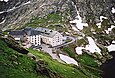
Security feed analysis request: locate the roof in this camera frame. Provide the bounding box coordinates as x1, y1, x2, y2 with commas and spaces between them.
35, 27, 58, 38
23, 27, 40, 36
9, 30, 24, 35
9, 27, 60, 38
30, 30, 41, 36
22, 27, 32, 33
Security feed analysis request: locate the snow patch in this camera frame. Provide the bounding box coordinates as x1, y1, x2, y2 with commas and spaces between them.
75, 37, 101, 55
107, 41, 115, 52
0, 19, 6, 24
85, 37, 101, 55
107, 44, 115, 52
112, 7, 115, 13
75, 47, 84, 55
70, 11, 88, 30
112, 41, 115, 44
59, 54, 78, 66
65, 32, 70, 35
0, 0, 8, 2
104, 25, 115, 34
100, 16, 107, 22
108, 25, 115, 31
96, 16, 107, 28
96, 23, 101, 28
96, 22, 101, 26
7, 7, 16, 12
7, 1, 31, 12
23, 1, 31, 5
0, 11, 5, 14
72, 26, 79, 31
105, 30, 109, 34
0, 1, 31, 13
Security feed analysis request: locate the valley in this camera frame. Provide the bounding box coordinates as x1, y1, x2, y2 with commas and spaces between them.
0, 0, 115, 78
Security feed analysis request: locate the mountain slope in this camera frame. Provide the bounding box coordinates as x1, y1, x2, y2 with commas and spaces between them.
0, 31, 102, 78
0, 0, 115, 30
0, 35, 49, 78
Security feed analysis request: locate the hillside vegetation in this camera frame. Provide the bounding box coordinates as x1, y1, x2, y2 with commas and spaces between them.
0, 37, 48, 78
0, 32, 102, 78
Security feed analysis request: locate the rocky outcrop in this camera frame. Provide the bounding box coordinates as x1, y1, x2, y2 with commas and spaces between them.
0, 32, 29, 54
0, 0, 115, 30
36, 60, 63, 78
3, 36, 29, 54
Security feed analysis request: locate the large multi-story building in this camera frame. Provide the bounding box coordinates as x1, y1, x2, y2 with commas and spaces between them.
23, 27, 41, 46
9, 27, 41, 48
35, 27, 63, 47
9, 27, 63, 48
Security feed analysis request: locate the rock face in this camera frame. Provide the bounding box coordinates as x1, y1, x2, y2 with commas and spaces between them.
0, 0, 115, 30
0, 32, 29, 54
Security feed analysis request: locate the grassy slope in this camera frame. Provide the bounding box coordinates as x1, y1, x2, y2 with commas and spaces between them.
62, 47, 102, 78
0, 39, 48, 78
18, 13, 67, 32
29, 49, 89, 78
0, 38, 99, 78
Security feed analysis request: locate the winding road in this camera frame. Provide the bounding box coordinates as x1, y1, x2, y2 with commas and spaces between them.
40, 36, 77, 63
53, 36, 77, 48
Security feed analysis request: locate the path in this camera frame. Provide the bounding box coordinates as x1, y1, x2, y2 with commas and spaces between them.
53, 36, 77, 48
41, 44, 64, 63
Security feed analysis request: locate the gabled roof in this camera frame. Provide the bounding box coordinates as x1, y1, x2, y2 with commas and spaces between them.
22, 27, 41, 36
22, 27, 32, 33
35, 27, 58, 38
30, 30, 41, 36
9, 27, 60, 38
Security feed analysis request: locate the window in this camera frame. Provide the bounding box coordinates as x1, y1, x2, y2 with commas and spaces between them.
58, 39, 60, 42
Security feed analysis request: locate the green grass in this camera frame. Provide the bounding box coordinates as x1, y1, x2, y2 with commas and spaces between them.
47, 13, 62, 22
62, 46, 101, 78
0, 35, 101, 78
63, 47, 76, 58
0, 39, 48, 78
17, 13, 68, 32
77, 53, 98, 67
63, 47, 99, 67
29, 49, 90, 78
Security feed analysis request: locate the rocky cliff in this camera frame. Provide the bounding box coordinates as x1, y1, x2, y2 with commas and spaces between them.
0, 0, 115, 30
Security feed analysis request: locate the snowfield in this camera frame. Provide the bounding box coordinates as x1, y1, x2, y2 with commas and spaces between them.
75, 47, 84, 55
76, 37, 101, 55
59, 54, 79, 66
85, 37, 101, 55
112, 7, 115, 13
107, 41, 115, 52
107, 44, 115, 52
70, 11, 88, 30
